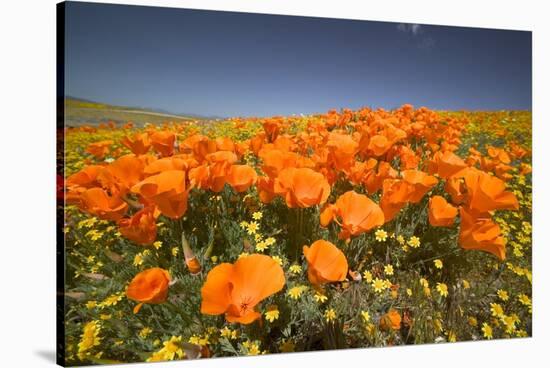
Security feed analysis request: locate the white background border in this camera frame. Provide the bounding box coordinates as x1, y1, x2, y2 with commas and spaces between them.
0, 0, 548, 367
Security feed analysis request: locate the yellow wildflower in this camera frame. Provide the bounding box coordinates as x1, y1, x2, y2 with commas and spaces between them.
265, 308, 280, 322
481, 323, 493, 339
408, 236, 421, 248
375, 229, 388, 242
497, 289, 509, 301
372, 278, 387, 293
436, 283, 448, 297
314, 292, 328, 303
363, 270, 373, 283
289, 264, 302, 274
287, 285, 307, 299
324, 308, 337, 323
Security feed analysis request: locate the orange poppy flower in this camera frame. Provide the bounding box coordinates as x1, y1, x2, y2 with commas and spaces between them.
363, 161, 398, 194
150, 131, 176, 157
367, 135, 392, 157
179, 134, 217, 161
320, 191, 384, 239
118, 206, 157, 245
273, 167, 331, 208
86, 140, 113, 159
97, 154, 145, 196
249, 133, 265, 155
463, 168, 519, 214
397, 145, 420, 170
428, 151, 467, 179
143, 156, 198, 175
203, 151, 238, 192
188, 165, 211, 190
215, 137, 236, 152
121, 132, 151, 155
79, 187, 128, 220
303, 240, 348, 285
379, 309, 402, 331
519, 163, 532, 175
487, 146, 511, 164
256, 176, 277, 204
66, 165, 104, 190
346, 159, 377, 186
262, 119, 283, 142
445, 176, 466, 205
200, 254, 285, 324
259, 149, 302, 178
379, 179, 413, 222
126, 267, 171, 314
131, 170, 189, 219
401, 169, 438, 203
326, 132, 358, 171
428, 195, 458, 227
226, 165, 258, 193
459, 208, 506, 260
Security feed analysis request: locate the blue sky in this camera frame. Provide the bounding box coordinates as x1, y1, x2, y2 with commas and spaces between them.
64, 2, 532, 117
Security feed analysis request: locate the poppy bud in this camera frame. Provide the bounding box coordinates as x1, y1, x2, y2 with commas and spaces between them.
203, 237, 215, 259
348, 270, 362, 281
182, 232, 202, 275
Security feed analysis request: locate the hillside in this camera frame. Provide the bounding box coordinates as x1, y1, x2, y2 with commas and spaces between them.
64, 97, 201, 127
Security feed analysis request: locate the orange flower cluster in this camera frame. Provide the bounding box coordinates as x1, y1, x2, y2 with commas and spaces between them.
67, 129, 260, 245
66, 104, 526, 328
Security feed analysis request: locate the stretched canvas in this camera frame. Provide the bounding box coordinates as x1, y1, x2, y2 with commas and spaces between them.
57, 1, 532, 366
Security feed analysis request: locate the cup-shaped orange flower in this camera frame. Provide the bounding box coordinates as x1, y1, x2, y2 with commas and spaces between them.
121, 132, 151, 155
126, 267, 171, 314
131, 170, 189, 219
303, 240, 348, 285
256, 176, 276, 204
273, 167, 331, 208
368, 135, 392, 157
205, 151, 238, 192
118, 206, 157, 245
66, 165, 104, 190
200, 254, 285, 324
401, 170, 438, 203
326, 132, 358, 171
262, 119, 282, 142
463, 168, 519, 215
226, 165, 258, 193
379, 309, 402, 331
379, 179, 413, 222
445, 176, 466, 205
79, 187, 128, 221
459, 208, 506, 260
144, 156, 198, 175
150, 131, 176, 157
428, 195, 458, 227
86, 140, 113, 159
321, 191, 384, 239
180, 134, 217, 161
428, 151, 467, 179
98, 154, 145, 196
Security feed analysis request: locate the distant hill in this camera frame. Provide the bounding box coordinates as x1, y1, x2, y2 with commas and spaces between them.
64, 96, 221, 127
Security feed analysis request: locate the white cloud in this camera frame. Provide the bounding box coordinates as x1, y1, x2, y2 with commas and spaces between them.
397, 23, 422, 35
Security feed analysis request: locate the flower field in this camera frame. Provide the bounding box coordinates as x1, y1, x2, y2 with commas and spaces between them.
61, 105, 532, 365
